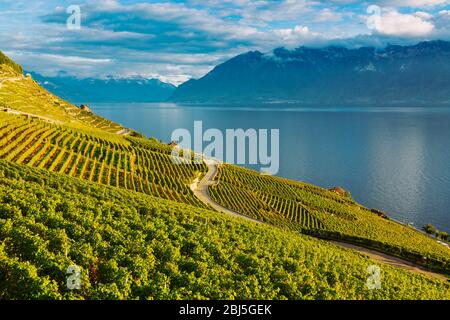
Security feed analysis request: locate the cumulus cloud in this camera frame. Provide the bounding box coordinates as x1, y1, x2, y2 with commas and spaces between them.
270, 25, 322, 48
372, 10, 435, 37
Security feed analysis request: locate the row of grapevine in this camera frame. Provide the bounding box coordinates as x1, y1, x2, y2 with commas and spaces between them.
212, 165, 325, 229
209, 182, 267, 221
209, 179, 324, 230
0, 114, 208, 208
258, 193, 323, 230
210, 164, 450, 266
218, 164, 357, 221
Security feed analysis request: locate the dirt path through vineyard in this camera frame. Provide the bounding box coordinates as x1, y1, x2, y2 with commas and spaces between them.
0, 76, 22, 89
191, 158, 262, 224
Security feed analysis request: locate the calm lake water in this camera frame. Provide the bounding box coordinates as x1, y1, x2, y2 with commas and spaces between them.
91, 103, 450, 233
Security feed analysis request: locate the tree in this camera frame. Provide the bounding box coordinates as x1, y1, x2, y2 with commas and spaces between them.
423, 224, 437, 235
437, 232, 449, 242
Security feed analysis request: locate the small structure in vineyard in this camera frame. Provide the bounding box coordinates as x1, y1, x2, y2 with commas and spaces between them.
79, 104, 92, 112
329, 186, 347, 197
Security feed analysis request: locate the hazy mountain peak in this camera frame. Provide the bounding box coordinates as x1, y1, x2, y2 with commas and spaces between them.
29, 72, 176, 103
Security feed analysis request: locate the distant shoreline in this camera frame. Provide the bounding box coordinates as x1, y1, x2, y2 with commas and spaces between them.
87, 101, 450, 112
168, 101, 450, 107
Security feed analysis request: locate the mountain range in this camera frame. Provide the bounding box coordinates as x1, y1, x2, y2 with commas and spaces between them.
29, 41, 450, 105
170, 40, 450, 105
29, 72, 176, 103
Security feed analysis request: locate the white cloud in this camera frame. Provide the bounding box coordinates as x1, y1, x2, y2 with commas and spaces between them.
415, 11, 434, 20
6, 51, 112, 65
382, 0, 449, 6
88, 1, 260, 40
273, 26, 314, 42
314, 8, 344, 22
374, 11, 435, 37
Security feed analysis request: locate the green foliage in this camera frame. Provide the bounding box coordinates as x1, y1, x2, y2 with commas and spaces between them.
440, 233, 450, 242
424, 224, 450, 242
0, 160, 449, 300
211, 165, 450, 273
424, 224, 438, 235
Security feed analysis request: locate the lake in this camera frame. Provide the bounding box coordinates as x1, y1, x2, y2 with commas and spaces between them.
91, 103, 450, 233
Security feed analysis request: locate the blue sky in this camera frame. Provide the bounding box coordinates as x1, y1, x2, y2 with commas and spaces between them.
0, 0, 449, 85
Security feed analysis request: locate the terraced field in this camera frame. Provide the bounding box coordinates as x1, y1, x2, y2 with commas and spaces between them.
0, 112, 207, 207
210, 164, 450, 273
209, 180, 324, 231
0, 64, 125, 134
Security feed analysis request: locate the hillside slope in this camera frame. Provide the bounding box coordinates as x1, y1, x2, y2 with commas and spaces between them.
0, 63, 127, 134
0, 51, 22, 74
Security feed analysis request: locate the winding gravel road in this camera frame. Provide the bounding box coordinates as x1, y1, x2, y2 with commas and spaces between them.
191, 158, 261, 224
